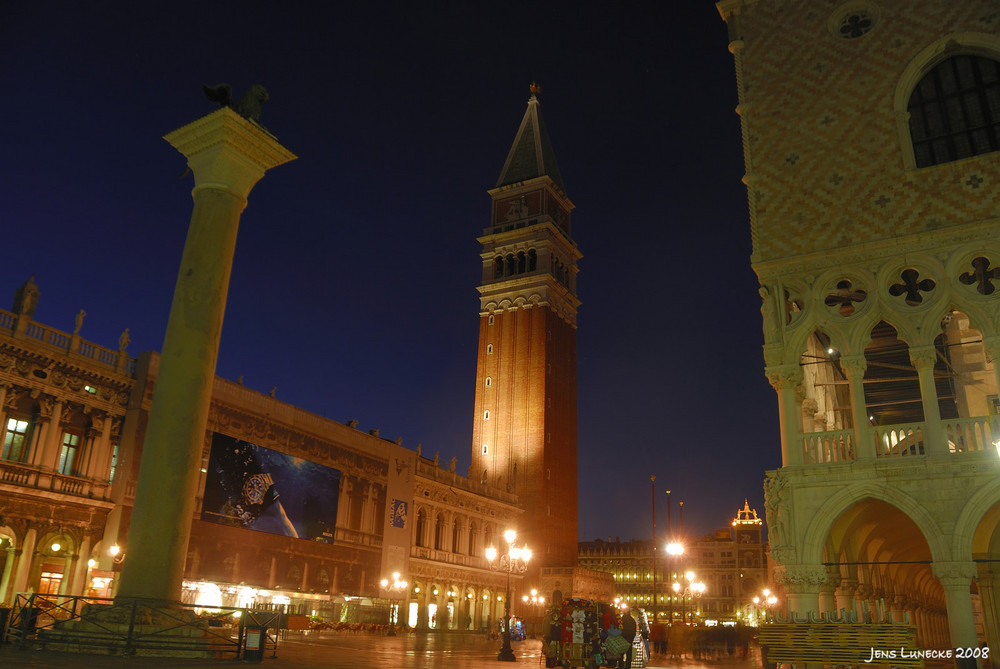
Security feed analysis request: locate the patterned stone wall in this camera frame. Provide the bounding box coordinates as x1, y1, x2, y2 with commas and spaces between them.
727, 0, 1000, 266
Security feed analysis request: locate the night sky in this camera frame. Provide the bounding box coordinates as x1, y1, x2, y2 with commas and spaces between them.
4, 2, 780, 545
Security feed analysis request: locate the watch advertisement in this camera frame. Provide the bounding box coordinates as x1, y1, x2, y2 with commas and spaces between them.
201, 432, 340, 543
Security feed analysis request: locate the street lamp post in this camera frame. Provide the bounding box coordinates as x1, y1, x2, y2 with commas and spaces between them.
486, 529, 531, 662
650, 475, 657, 625
665, 541, 683, 624
380, 572, 408, 636
671, 571, 705, 625
521, 589, 545, 637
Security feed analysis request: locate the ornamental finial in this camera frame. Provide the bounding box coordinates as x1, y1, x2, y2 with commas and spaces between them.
530, 81, 541, 97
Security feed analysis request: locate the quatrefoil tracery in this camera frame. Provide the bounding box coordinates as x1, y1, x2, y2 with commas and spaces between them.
888, 269, 936, 306
824, 279, 867, 316
959, 256, 1000, 295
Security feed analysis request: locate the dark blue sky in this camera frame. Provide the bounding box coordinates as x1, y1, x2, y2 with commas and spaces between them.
3, 1, 780, 544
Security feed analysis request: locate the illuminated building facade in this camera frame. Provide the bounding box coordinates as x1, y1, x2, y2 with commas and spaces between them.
0, 282, 525, 628
469, 87, 581, 584
577, 501, 767, 625
718, 0, 1000, 653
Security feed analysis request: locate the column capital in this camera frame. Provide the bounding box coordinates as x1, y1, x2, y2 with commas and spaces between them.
932, 560, 977, 586
164, 107, 296, 201
908, 345, 938, 370
774, 563, 827, 588
839, 354, 867, 377
765, 364, 803, 391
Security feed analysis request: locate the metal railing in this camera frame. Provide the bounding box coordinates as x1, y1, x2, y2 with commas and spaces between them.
4, 592, 280, 658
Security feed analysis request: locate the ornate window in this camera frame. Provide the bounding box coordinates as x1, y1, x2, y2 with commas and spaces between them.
2, 417, 31, 462
908, 55, 1000, 167
57, 432, 81, 475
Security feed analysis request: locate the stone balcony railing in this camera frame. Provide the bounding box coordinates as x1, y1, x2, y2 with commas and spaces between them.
0, 308, 136, 376
0, 458, 112, 501
800, 414, 1000, 464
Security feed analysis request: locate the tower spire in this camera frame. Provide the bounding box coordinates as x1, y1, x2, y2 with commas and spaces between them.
496, 82, 565, 192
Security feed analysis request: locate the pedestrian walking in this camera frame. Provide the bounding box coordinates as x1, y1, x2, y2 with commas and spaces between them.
620, 608, 637, 669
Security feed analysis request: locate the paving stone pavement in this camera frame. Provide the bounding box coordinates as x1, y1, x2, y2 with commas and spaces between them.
0, 634, 964, 669
0, 632, 776, 669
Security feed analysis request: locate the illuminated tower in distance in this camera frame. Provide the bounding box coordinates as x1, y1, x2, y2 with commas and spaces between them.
470, 84, 580, 574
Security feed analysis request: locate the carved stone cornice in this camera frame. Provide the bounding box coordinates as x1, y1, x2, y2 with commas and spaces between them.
208, 404, 387, 479
478, 276, 579, 328
753, 217, 1000, 282
0, 343, 132, 410
774, 563, 827, 587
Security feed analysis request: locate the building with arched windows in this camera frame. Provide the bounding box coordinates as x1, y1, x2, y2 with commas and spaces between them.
718, 0, 1000, 654
0, 88, 605, 631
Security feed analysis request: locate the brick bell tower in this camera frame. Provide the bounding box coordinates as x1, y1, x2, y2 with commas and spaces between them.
470, 84, 580, 571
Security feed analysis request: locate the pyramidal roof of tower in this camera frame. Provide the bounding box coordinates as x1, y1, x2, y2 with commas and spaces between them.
496, 89, 566, 192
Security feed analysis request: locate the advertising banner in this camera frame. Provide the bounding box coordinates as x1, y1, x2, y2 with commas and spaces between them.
202, 432, 340, 542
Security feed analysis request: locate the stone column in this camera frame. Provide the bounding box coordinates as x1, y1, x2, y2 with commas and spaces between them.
933, 561, 979, 669
88, 413, 113, 481
0, 544, 15, 605
766, 364, 804, 467
32, 397, 61, 468
835, 578, 856, 620
910, 346, 947, 456
10, 527, 37, 596
889, 593, 908, 624
777, 563, 825, 619
841, 355, 873, 460
818, 568, 839, 617
976, 565, 1000, 661
65, 534, 92, 596
117, 107, 295, 604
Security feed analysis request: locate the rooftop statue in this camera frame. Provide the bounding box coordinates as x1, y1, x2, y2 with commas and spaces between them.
202, 83, 269, 124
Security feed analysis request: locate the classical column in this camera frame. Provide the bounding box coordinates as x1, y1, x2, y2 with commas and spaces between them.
766, 364, 804, 466
840, 355, 873, 460
909, 346, 947, 456
88, 413, 113, 481
889, 593, 908, 624
10, 527, 37, 596
32, 397, 61, 468
976, 564, 1000, 661
777, 563, 825, 619
933, 561, 979, 668
0, 544, 15, 605
116, 107, 295, 604
834, 578, 857, 620
818, 567, 839, 617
